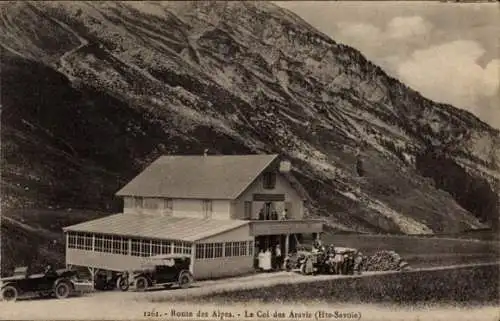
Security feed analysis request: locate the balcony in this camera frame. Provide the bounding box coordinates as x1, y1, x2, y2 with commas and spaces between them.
249, 219, 325, 236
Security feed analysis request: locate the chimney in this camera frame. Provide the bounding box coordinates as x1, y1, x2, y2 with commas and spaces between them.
279, 160, 291, 173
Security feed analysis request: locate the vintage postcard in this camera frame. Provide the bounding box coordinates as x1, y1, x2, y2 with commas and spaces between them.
0, 1, 499, 320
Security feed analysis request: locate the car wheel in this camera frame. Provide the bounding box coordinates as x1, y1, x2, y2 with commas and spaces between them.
178, 273, 192, 289
134, 276, 148, 292
116, 276, 129, 292
1, 285, 18, 302
55, 281, 71, 299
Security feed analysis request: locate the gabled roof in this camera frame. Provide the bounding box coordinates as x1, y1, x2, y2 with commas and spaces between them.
63, 213, 249, 242
116, 154, 279, 199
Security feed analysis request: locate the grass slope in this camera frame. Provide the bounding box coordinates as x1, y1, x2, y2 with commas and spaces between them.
1, 209, 108, 276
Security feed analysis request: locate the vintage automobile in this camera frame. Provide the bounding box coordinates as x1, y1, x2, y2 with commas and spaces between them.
284, 246, 359, 275
284, 250, 323, 275
0, 266, 77, 302
117, 254, 194, 292
93, 270, 123, 291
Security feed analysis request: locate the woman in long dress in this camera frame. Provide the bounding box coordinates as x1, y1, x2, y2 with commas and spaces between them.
258, 250, 265, 271
263, 248, 272, 271
304, 255, 314, 275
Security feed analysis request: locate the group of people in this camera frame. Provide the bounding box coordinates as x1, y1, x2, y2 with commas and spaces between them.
258, 208, 288, 221
322, 245, 365, 275
257, 244, 284, 272
293, 240, 365, 275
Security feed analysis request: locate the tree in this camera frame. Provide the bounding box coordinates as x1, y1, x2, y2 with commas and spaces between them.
356, 156, 365, 177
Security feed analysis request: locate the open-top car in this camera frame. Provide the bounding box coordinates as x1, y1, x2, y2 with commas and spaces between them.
284, 250, 324, 274
116, 254, 194, 292
1, 266, 77, 302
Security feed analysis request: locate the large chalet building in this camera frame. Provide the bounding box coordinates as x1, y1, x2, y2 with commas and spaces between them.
63, 154, 325, 279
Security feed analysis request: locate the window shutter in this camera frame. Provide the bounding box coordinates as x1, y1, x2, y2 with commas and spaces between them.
244, 201, 252, 219
285, 202, 292, 219
144, 198, 159, 210
164, 199, 173, 215
124, 197, 134, 208
134, 197, 144, 209
263, 172, 277, 189
203, 200, 213, 218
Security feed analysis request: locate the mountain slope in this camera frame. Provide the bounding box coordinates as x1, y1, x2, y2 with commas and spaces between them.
1, 1, 499, 243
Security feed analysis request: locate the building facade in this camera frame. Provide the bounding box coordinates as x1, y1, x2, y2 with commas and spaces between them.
64, 154, 324, 280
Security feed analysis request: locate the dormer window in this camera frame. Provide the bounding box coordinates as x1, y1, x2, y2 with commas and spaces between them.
263, 172, 276, 189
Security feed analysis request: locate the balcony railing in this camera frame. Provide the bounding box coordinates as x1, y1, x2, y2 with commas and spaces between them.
249, 219, 325, 236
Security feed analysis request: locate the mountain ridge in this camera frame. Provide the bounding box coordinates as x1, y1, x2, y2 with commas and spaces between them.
1, 1, 499, 239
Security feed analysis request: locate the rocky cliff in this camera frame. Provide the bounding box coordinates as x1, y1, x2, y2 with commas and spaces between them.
1, 1, 499, 238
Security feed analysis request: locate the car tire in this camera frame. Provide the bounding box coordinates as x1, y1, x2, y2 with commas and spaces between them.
116, 276, 129, 292
1, 285, 18, 302
178, 272, 192, 289
134, 276, 148, 292
54, 281, 71, 299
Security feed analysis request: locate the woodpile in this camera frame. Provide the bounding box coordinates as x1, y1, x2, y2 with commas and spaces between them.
364, 250, 411, 272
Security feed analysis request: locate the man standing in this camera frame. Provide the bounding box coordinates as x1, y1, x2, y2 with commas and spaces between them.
342, 253, 350, 275
258, 209, 265, 221
275, 244, 282, 271
280, 208, 288, 220
333, 251, 344, 275
353, 251, 364, 275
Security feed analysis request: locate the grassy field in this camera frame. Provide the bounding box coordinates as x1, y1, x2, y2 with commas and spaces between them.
169, 264, 499, 307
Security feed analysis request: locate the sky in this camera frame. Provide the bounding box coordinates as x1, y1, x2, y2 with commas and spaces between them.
275, 1, 500, 129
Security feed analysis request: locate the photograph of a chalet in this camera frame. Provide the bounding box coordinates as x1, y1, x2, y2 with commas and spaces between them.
0, 1, 498, 320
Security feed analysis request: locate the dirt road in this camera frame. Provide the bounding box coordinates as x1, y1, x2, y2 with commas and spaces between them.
1, 262, 498, 321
